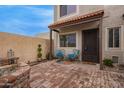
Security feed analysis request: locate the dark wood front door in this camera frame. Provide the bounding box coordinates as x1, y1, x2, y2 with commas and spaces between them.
82, 29, 99, 63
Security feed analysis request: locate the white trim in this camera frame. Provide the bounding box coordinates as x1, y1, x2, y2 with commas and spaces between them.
105, 27, 108, 51
57, 5, 79, 21
105, 25, 123, 51
121, 25, 124, 51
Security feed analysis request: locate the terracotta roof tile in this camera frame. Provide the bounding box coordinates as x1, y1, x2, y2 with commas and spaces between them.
48, 10, 104, 29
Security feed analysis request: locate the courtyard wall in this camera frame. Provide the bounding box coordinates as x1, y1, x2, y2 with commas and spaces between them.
0, 32, 50, 63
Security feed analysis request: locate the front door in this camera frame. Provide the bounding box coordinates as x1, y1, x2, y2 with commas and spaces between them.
82, 29, 99, 63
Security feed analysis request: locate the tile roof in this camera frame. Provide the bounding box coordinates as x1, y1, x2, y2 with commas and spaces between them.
48, 10, 104, 29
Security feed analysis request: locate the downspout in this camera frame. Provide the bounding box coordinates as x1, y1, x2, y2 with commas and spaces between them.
49, 29, 52, 60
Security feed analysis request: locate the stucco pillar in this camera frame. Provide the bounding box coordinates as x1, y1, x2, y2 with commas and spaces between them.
99, 17, 103, 70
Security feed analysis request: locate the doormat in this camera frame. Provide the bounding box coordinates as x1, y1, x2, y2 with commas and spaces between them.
82, 61, 97, 65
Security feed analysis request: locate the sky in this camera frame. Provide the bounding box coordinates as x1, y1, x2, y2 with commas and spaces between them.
0, 5, 53, 36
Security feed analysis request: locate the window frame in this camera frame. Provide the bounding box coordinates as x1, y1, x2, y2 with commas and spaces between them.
107, 27, 121, 49
59, 5, 77, 18
59, 32, 76, 48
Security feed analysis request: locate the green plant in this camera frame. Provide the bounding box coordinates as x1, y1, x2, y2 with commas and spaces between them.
60, 36, 67, 47
37, 53, 42, 58
103, 58, 113, 67
37, 44, 42, 59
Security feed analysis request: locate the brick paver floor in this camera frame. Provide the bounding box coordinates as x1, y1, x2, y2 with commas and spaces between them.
30, 60, 124, 88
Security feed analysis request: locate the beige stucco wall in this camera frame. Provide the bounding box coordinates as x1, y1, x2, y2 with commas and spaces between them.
0, 32, 50, 63
36, 32, 54, 39
36, 32, 50, 39
79, 5, 104, 15
53, 5, 124, 64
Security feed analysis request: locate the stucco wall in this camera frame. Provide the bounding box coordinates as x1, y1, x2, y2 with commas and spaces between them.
54, 5, 104, 21
36, 32, 54, 39
0, 32, 50, 63
79, 5, 104, 15
102, 5, 124, 64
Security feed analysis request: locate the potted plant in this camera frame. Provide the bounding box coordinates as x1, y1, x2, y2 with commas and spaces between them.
37, 44, 42, 62
103, 58, 113, 67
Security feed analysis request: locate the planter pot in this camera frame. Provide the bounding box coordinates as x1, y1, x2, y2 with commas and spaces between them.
37, 58, 42, 62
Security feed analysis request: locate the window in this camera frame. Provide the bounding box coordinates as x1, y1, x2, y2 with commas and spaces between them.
60, 5, 76, 17
60, 33, 76, 47
108, 27, 120, 48
112, 56, 118, 63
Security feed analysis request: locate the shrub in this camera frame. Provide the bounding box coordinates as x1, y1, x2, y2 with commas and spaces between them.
37, 53, 42, 58
37, 44, 42, 59
38, 44, 41, 47
103, 58, 113, 67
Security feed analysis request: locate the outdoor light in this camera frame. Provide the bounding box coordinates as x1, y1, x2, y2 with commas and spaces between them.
123, 14, 124, 20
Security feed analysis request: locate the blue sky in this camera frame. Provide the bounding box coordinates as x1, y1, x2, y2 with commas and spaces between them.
0, 5, 53, 36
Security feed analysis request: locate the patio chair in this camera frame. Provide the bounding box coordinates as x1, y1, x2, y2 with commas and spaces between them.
67, 49, 80, 61
55, 49, 65, 60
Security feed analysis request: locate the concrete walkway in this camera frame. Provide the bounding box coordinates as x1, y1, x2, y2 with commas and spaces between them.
30, 61, 124, 88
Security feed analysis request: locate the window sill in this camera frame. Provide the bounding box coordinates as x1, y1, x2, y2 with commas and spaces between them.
60, 12, 76, 18
107, 48, 122, 51
59, 47, 76, 49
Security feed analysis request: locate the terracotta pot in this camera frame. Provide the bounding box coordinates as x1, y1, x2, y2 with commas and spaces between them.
37, 58, 42, 62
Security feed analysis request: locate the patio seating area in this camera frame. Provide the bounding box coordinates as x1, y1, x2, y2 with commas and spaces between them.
30, 60, 124, 88
55, 49, 80, 61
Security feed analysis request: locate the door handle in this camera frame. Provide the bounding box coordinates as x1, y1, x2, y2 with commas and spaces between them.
84, 47, 87, 51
